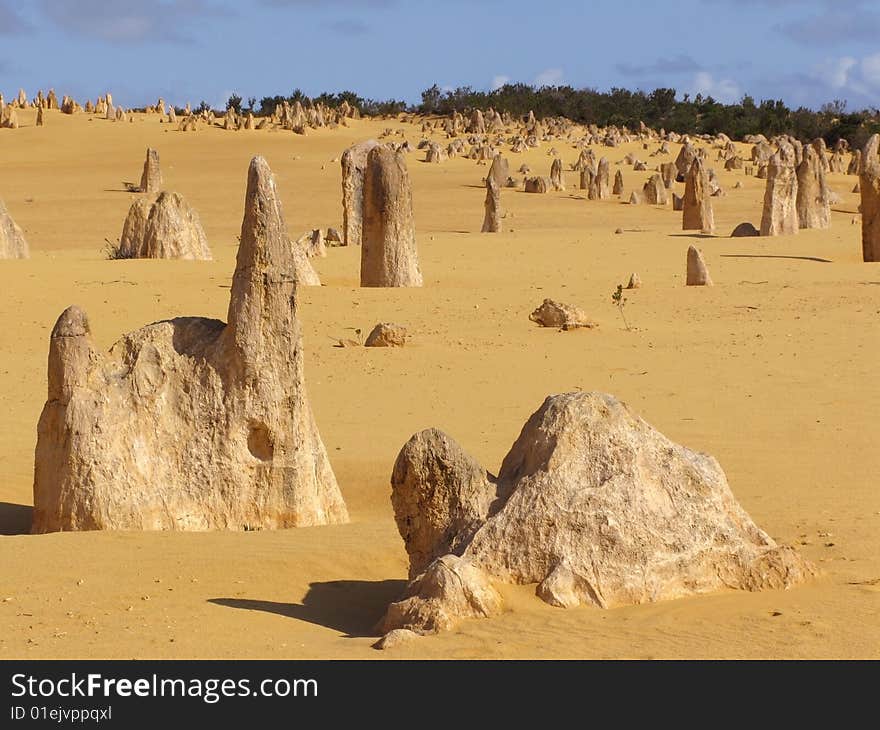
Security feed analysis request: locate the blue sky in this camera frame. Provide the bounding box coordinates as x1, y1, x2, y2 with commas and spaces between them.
0, 0, 877, 111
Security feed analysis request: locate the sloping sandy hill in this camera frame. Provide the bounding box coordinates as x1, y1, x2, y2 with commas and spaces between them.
0, 109, 877, 658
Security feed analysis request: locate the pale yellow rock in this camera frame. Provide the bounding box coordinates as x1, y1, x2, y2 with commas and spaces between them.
0, 199, 29, 259
289, 235, 322, 286
529, 299, 596, 329
686, 244, 712, 286
2, 107, 19, 129
859, 134, 880, 262
760, 144, 799, 236
119, 191, 211, 260
365, 322, 407, 347
487, 155, 509, 188
796, 143, 830, 230
848, 150, 861, 175
481, 175, 502, 233
361, 145, 423, 287
298, 229, 326, 259
380, 555, 502, 635
425, 142, 446, 163
682, 158, 715, 234
589, 157, 610, 200
139, 148, 163, 194
661, 161, 677, 188
340, 139, 379, 246
468, 109, 486, 134
524, 176, 550, 193
642, 174, 667, 205
380, 392, 814, 635
373, 628, 420, 650
549, 158, 565, 191
31, 156, 349, 532
675, 141, 697, 175
390, 429, 501, 577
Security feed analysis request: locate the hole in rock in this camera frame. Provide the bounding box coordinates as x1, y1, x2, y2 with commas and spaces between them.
247, 422, 274, 461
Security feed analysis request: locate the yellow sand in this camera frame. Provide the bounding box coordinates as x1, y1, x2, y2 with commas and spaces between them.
0, 109, 877, 659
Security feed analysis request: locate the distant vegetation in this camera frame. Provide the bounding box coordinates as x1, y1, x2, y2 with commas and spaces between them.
222, 89, 407, 119
416, 83, 880, 149
222, 83, 880, 148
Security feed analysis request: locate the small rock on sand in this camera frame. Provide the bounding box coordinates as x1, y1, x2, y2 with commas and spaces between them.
530, 299, 596, 330
365, 322, 407, 347
373, 628, 421, 650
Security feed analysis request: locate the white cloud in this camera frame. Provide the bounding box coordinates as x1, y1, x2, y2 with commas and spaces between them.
689, 71, 741, 103
859, 53, 880, 86
534, 67, 563, 86
491, 74, 510, 90
799, 54, 880, 105
814, 56, 857, 89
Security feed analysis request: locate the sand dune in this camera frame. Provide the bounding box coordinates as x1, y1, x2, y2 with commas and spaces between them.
0, 107, 877, 658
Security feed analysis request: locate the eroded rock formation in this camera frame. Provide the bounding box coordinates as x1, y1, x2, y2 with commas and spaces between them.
760, 144, 799, 236
481, 175, 502, 233
378, 392, 813, 638
550, 158, 565, 191
361, 145, 423, 287
675, 140, 697, 176
118, 192, 212, 260
341, 139, 379, 246
139, 148, 163, 194
525, 177, 550, 193
796, 143, 831, 230
365, 322, 407, 347
682, 158, 715, 234
32, 156, 349, 532
589, 157, 610, 200
0, 199, 30, 259
859, 133, 880, 262
390, 429, 503, 577
643, 174, 668, 205
686, 244, 712, 286
529, 299, 596, 330
487, 155, 509, 188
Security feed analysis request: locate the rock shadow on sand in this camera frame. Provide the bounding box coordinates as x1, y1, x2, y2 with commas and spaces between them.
0, 502, 33, 535
720, 253, 832, 263
209, 579, 406, 638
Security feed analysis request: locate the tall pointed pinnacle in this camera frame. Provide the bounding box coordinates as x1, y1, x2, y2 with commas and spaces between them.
32, 155, 348, 534
225, 156, 298, 382
686, 245, 713, 286
859, 133, 880, 262
139, 148, 163, 194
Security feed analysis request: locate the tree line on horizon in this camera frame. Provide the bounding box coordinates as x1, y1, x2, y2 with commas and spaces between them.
213, 82, 880, 148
